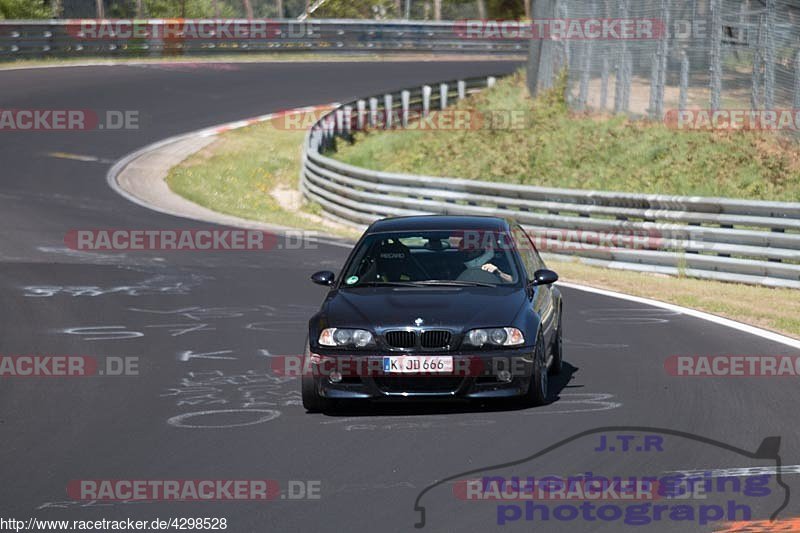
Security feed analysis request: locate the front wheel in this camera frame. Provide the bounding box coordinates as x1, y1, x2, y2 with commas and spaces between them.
549, 310, 563, 376
525, 333, 548, 407
301, 375, 332, 412
301, 340, 333, 412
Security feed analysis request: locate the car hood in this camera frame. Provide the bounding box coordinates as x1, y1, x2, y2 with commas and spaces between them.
320, 286, 528, 330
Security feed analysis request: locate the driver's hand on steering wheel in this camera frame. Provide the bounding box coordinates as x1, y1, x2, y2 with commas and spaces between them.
481, 263, 512, 283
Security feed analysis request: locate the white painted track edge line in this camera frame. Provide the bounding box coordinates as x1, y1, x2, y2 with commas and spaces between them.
557, 281, 800, 350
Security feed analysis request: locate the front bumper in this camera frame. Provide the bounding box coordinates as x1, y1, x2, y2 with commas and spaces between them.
307, 348, 535, 400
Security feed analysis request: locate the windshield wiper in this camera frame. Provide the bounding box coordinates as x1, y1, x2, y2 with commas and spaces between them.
352, 281, 423, 287
408, 280, 497, 288
352, 280, 496, 288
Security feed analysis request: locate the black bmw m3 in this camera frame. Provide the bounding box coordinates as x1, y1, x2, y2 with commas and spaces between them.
302, 215, 563, 411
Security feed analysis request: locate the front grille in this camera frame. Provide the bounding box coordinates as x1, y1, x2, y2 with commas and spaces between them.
385, 330, 416, 349
374, 377, 463, 393
420, 330, 452, 349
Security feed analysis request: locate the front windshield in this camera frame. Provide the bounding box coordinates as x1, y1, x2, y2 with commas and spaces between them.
341, 229, 521, 287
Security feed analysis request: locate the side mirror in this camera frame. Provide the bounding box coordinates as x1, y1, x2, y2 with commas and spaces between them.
311, 271, 335, 286
530, 269, 559, 286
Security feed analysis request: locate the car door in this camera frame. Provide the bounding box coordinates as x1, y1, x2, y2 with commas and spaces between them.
511, 225, 556, 347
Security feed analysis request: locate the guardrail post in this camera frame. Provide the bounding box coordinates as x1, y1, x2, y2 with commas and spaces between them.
401, 90, 410, 127
457, 80, 466, 100
369, 97, 378, 128
439, 83, 448, 110
422, 85, 432, 117
384, 94, 393, 129
356, 100, 366, 130
343, 106, 353, 136
323, 117, 335, 150
335, 109, 344, 135
487, 76, 496, 88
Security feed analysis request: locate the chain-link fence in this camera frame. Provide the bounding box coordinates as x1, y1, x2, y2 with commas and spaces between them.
527, 0, 800, 130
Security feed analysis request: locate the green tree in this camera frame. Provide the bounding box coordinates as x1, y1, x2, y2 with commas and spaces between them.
312, 0, 398, 19
0, 0, 51, 19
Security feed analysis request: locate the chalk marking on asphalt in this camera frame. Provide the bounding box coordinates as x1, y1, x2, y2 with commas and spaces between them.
166, 408, 281, 429
558, 281, 800, 351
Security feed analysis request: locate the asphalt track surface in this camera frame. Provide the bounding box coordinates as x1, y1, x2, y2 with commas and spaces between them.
1, 60, 800, 533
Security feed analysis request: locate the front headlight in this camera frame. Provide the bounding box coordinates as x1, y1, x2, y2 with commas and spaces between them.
464, 327, 525, 347
319, 328, 374, 348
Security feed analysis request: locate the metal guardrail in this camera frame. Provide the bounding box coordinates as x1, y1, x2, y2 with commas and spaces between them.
0, 19, 528, 59
300, 75, 800, 289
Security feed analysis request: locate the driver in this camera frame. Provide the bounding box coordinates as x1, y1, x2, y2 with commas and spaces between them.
463, 248, 513, 283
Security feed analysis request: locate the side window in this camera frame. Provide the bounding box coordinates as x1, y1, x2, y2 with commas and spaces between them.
511, 225, 541, 280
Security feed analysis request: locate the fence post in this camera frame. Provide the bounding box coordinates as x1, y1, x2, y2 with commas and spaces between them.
540, 39, 554, 90
794, 52, 800, 110
764, 0, 776, 110
650, 51, 660, 119
578, 41, 592, 111
623, 53, 632, 112
614, 0, 630, 114
600, 56, 609, 110
384, 94, 393, 129
526, 0, 553, 97
751, 18, 763, 110
680, 51, 689, 111
439, 83, 448, 110
709, 0, 722, 110
369, 97, 378, 128
457, 80, 466, 100
422, 85, 431, 116
654, 0, 669, 119
356, 100, 366, 130
401, 90, 410, 127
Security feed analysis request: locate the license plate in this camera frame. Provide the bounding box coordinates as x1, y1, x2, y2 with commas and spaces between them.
382, 356, 453, 374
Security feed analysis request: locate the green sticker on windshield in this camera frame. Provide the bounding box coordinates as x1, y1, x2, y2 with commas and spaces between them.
346, 276, 359, 285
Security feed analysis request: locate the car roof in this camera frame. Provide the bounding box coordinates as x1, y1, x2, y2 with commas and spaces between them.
365, 215, 512, 234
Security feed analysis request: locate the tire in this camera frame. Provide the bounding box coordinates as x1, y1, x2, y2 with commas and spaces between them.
524, 333, 549, 407
301, 340, 333, 412
301, 375, 331, 412
548, 310, 563, 376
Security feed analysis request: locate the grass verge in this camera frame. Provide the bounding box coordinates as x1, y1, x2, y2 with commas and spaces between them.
333, 70, 800, 201
165, 111, 358, 238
